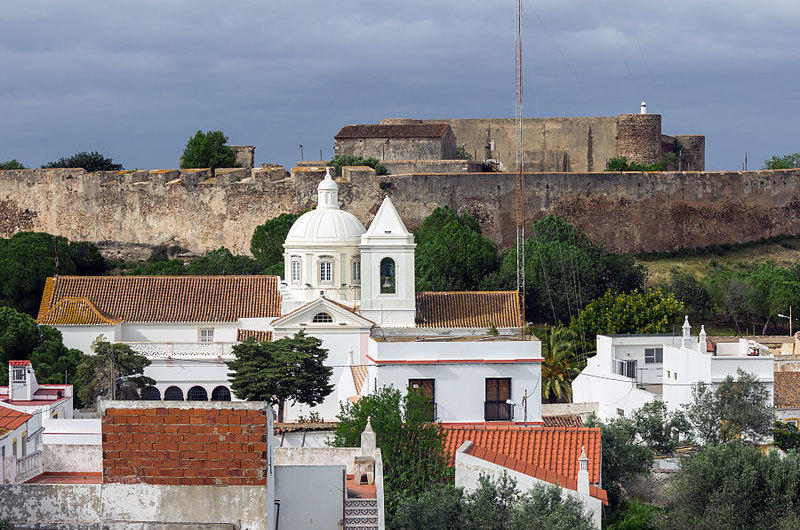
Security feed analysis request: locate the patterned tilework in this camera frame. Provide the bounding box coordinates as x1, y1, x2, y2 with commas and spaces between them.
236, 329, 273, 342
442, 425, 602, 485
37, 275, 281, 324
415, 291, 520, 328
774, 371, 800, 408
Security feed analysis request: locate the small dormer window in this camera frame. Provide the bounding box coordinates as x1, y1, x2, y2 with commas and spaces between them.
320, 261, 332, 283
12, 368, 25, 383
312, 312, 333, 323
291, 260, 301, 283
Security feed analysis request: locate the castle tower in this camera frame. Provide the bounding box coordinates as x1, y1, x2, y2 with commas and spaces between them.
359, 196, 416, 327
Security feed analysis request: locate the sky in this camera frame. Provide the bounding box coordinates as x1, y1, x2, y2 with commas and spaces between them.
1, 0, 798, 172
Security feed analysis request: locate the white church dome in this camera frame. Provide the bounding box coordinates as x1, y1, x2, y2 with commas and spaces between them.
284, 168, 366, 247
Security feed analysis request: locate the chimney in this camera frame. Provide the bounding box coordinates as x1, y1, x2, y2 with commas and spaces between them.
682, 315, 692, 349
9, 361, 37, 401
348, 348, 354, 366
640, 101, 647, 114
698, 325, 707, 352
361, 417, 377, 457
577, 446, 590, 496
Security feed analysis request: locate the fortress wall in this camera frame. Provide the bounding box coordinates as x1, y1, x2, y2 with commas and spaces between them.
2, 167, 800, 256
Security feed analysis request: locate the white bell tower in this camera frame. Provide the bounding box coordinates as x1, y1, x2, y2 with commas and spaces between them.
359, 197, 416, 327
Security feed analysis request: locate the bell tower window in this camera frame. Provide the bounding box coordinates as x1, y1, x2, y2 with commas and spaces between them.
380, 258, 396, 294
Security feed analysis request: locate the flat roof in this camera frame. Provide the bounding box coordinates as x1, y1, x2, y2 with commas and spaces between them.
371, 334, 537, 343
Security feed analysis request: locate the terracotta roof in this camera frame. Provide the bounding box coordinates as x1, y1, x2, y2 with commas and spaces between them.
350, 365, 369, 396
774, 371, 800, 408
442, 425, 602, 485
8, 360, 31, 366
542, 415, 584, 428
236, 329, 273, 342
37, 276, 281, 324
415, 291, 520, 328
462, 443, 607, 505
335, 123, 450, 139
0, 405, 32, 435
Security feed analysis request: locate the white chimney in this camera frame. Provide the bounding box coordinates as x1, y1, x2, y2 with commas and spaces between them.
347, 348, 354, 366
682, 315, 692, 348
577, 446, 590, 495
640, 101, 647, 114
361, 417, 377, 456
698, 325, 707, 352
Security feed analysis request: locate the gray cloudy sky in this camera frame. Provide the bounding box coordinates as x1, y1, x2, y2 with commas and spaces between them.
1, 0, 798, 171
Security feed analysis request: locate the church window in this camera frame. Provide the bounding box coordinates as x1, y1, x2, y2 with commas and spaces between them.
320, 261, 332, 283
291, 260, 301, 282
352, 259, 361, 283
312, 312, 333, 323
380, 258, 396, 294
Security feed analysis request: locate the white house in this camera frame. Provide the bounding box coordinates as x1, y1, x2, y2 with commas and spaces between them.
37, 169, 533, 423
0, 402, 43, 483
572, 317, 775, 420
1, 360, 73, 419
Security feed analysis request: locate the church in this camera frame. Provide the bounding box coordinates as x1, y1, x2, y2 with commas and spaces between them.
36, 169, 543, 424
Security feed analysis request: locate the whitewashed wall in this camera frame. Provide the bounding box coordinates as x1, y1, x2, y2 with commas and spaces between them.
58, 325, 119, 353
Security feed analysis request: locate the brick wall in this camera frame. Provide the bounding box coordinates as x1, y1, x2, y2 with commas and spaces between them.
102, 404, 269, 486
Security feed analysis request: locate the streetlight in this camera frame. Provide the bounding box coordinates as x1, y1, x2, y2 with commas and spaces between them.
778, 305, 793, 336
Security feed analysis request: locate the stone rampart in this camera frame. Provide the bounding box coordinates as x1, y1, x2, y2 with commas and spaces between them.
2, 166, 800, 255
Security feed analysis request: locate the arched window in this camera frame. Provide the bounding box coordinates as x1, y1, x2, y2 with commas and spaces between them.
380, 257, 396, 294
312, 312, 333, 323
211, 386, 232, 401
142, 386, 161, 401
187, 386, 208, 401
164, 386, 184, 401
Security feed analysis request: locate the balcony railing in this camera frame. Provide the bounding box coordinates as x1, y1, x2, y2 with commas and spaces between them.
121, 342, 236, 358
485, 401, 513, 421
16, 450, 42, 483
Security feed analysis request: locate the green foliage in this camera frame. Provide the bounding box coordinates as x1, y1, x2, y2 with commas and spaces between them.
455, 146, 472, 160
683, 369, 774, 444
606, 154, 677, 172
492, 216, 645, 324
763, 152, 800, 170
631, 401, 693, 454
391, 473, 595, 530
42, 151, 122, 171
773, 421, 800, 452
541, 326, 583, 403
659, 443, 800, 529
0, 159, 26, 170
124, 247, 265, 276
250, 212, 304, 271
329, 154, 388, 176
605, 500, 659, 530
663, 271, 711, 316
180, 130, 239, 169
585, 414, 653, 510
227, 331, 333, 421
69, 241, 108, 275
75, 341, 153, 406
414, 206, 499, 291
332, 386, 452, 518
570, 289, 684, 349
0, 306, 86, 402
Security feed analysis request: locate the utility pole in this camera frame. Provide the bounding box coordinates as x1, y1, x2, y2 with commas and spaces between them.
514, 0, 526, 340
110, 353, 116, 401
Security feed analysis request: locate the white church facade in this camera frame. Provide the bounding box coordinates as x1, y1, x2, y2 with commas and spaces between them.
36, 169, 543, 424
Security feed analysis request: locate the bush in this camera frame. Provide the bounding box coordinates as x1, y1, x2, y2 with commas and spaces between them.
42, 151, 122, 171
605, 500, 659, 530
181, 130, 239, 169
329, 154, 388, 176
0, 159, 26, 170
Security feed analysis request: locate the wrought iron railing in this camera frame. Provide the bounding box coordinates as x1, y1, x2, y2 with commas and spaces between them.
484, 401, 513, 421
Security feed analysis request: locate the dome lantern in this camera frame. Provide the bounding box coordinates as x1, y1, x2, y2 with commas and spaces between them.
317, 167, 339, 209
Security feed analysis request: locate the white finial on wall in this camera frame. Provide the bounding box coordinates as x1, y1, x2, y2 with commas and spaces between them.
577, 446, 589, 494
699, 324, 707, 351
640, 101, 647, 114
682, 315, 692, 348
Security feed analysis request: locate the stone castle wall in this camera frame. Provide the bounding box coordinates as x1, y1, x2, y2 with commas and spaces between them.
1, 166, 799, 256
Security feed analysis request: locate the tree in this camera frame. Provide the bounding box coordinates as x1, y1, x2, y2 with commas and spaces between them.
606, 154, 677, 172
75, 341, 154, 406
42, 151, 122, 171
329, 154, 388, 176
69, 241, 108, 275
180, 130, 239, 169
456, 146, 472, 160
185, 247, 264, 275
414, 206, 499, 291
664, 271, 711, 317
682, 369, 774, 444
705, 272, 762, 333
773, 421, 800, 452
332, 386, 452, 517
0, 159, 26, 170
631, 401, 693, 454
605, 500, 659, 530
541, 326, 583, 403
227, 331, 333, 422
763, 153, 800, 170
659, 443, 800, 529
570, 289, 684, 351
250, 212, 305, 274
391, 484, 466, 530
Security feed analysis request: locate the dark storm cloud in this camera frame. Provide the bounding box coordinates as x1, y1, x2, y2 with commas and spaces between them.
0, 0, 798, 170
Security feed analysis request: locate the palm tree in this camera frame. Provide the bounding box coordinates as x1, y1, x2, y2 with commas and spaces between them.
541, 326, 585, 403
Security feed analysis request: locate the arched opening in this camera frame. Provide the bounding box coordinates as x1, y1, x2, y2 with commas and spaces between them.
187, 386, 208, 401
211, 386, 232, 401
164, 386, 184, 401
312, 312, 333, 323
380, 257, 396, 294
142, 386, 161, 401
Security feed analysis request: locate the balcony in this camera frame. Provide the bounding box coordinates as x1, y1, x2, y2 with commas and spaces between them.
484, 401, 513, 421
16, 451, 43, 483
120, 342, 236, 359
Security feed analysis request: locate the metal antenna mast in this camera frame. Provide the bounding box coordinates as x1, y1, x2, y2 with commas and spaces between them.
515, 0, 526, 338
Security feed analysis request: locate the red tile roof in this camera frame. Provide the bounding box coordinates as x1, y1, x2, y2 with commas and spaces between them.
37, 276, 282, 325
462, 442, 607, 505
415, 291, 520, 328
8, 360, 31, 366
236, 329, 273, 342
335, 123, 450, 139
0, 405, 32, 435
542, 415, 584, 428
442, 425, 602, 485
350, 365, 369, 395
774, 371, 800, 408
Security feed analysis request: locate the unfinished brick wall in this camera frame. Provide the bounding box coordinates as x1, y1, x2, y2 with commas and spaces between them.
102, 405, 269, 486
